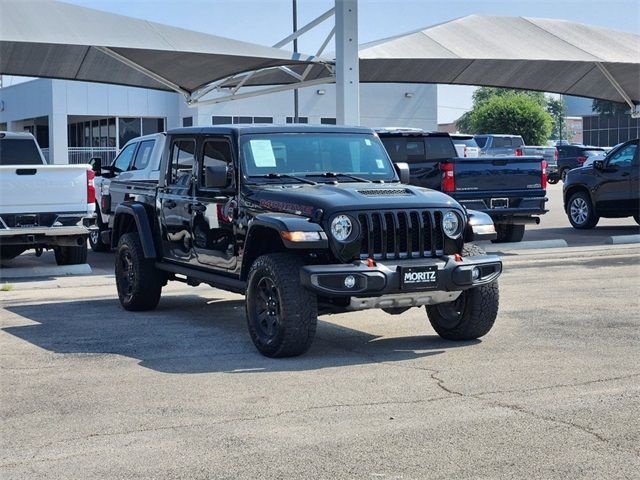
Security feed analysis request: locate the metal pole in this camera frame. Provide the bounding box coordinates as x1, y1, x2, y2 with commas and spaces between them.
335, 0, 360, 125
293, 0, 299, 123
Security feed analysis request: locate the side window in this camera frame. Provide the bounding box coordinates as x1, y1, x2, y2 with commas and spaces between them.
474, 136, 487, 148
608, 143, 637, 167
512, 137, 524, 148
112, 143, 137, 172
492, 137, 509, 148
131, 140, 155, 171
200, 138, 233, 188
169, 139, 196, 187
405, 140, 426, 162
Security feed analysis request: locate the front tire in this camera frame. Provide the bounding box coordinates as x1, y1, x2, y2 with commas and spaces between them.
54, 243, 88, 265
567, 192, 599, 229
246, 253, 317, 358
426, 244, 499, 340
492, 224, 525, 243
115, 232, 162, 311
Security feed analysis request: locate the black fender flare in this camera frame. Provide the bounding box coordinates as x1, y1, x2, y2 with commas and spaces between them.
246, 213, 328, 250
464, 210, 497, 243
112, 203, 157, 259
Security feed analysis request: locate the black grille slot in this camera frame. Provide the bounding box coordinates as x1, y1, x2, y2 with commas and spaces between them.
355, 209, 445, 260
357, 188, 413, 196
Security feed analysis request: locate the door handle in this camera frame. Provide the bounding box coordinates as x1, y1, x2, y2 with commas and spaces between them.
189, 202, 207, 214
164, 199, 177, 209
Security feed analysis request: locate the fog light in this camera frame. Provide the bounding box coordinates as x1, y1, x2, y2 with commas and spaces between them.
344, 275, 356, 289
472, 267, 480, 281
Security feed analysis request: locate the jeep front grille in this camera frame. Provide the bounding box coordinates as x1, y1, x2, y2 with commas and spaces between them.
357, 210, 445, 259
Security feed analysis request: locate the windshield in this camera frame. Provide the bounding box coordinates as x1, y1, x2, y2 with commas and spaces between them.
0, 138, 44, 165
584, 149, 605, 157
240, 133, 396, 181
453, 138, 478, 148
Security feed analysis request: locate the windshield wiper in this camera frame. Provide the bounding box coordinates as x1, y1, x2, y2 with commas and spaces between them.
249, 173, 317, 185
305, 172, 372, 183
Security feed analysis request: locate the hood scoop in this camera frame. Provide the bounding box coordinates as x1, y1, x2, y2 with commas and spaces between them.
357, 188, 414, 197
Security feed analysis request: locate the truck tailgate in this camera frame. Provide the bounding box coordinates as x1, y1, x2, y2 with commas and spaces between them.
0, 165, 90, 214
453, 156, 544, 192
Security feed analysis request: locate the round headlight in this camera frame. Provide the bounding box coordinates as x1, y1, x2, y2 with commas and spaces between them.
331, 215, 353, 242
442, 211, 462, 238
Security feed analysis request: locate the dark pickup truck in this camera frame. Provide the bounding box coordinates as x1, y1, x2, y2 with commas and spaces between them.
107, 125, 502, 358
377, 129, 548, 243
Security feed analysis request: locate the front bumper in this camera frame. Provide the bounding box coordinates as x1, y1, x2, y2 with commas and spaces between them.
300, 254, 502, 309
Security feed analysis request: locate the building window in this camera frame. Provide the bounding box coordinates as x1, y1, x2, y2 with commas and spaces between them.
233, 116, 253, 124
182, 117, 193, 127
119, 118, 141, 147
253, 117, 273, 124
321, 118, 337, 125
286, 117, 309, 124
212, 116, 233, 125
143, 118, 164, 135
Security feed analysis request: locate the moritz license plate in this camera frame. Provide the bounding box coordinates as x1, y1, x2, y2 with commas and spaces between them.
400, 265, 438, 290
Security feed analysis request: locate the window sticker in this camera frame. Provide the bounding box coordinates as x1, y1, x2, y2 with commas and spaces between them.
376, 159, 385, 169
364, 138, 372, 146
249, 139, 277, 167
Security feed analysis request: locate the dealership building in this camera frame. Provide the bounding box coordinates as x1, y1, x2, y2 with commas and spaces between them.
0, 78, 437, 165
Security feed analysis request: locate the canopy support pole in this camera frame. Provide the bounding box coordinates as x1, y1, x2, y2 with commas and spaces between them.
95, 47, 191, 98
595, 62, 640, 118
335, 0, 359, 125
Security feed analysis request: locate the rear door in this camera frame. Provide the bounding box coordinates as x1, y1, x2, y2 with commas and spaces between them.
192, 136, 237, 271
158, 137, 196, 263
593, 140, 638, 214
107, 142, 139, 209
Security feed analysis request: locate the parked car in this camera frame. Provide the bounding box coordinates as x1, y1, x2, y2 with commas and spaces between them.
582, 144, 621, 168
377, 129, 547, 243
563, 139, 639, 229
474, 134, 525, 157
523, 145, 558, 183
89, 133, 165, 251
451, 134, 480, 158
108, 125, 502, 357
556, 145, 606, 182
0, 132, 95, 264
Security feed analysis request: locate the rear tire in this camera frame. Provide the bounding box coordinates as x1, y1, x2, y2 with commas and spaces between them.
89, 205, 111, 252
0, 246, 26, 261
426, 244, 499, 340
567, 192, 599, 229
547, 177, 559, 185
492, 224, 525, 243
246, 253, 317, 358
561, 168, 569, 182
54, 243, 88, 265
115, 233, 162, 311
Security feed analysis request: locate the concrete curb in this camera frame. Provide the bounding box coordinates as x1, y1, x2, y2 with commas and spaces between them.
605, 235, 640, 245
0, 263, 92, 280
482, 239, 568, 252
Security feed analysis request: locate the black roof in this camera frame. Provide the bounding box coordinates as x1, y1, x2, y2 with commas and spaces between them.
167, 124, 374, 136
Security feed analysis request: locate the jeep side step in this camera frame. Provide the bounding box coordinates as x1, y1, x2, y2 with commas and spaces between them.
155, 262, 246, 294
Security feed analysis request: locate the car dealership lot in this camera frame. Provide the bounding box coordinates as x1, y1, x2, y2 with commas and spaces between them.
1, 242, 639, 479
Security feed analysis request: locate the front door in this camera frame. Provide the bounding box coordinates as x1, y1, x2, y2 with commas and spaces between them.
159, 137, 196, 263
593, 141, 637, 215
192, 136, 238, 271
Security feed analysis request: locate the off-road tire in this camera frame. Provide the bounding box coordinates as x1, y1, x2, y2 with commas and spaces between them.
89, 205, 111, 252
567, 191, 599, 229
115, 233, 162, 311
246, 253, 317, 358
54, 243, 88, 265
492, 224, 525, 243
0, 246, 26, 261
426, 244, 499, 340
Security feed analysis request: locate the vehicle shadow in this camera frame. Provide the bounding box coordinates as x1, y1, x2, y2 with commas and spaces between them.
2, 296, 474, 374
524, 224, 639, 246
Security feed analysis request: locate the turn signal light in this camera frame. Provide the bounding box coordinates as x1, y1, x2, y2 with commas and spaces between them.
281, 231, 322, 242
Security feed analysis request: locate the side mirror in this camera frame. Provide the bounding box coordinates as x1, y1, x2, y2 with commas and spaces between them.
394, 162, 411, 184
89, 157, 102, 175
205, 164, 230, 189
593, 160, 604, 170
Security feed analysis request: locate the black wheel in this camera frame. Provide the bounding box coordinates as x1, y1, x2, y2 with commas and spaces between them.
426, 244, 499, 340
547, 177, 559, 185
54, 243, 88, 265
115, 232, 162, 311
246, 253, 317, 358
0, 246, 26, 261
561, 168, 569, 182
567, 192, 599, 229
89, 205, 111, 252
492, 224, 525, 243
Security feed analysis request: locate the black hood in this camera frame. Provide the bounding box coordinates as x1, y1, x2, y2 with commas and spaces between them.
243, 182, 462, 217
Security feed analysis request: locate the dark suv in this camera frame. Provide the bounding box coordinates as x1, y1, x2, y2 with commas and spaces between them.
556, 145, 606, 182
107, 125, 502, 358
563, 139, 639, 229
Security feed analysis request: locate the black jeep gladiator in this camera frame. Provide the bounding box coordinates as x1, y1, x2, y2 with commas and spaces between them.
377, 129, 548, 243
108, 125, 502, 357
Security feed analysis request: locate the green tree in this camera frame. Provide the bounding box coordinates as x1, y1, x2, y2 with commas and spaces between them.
455, 111, 473, 134
473, 87, 547, 108
546, 97, 567, 141
592, 99, 628, 116
469, 94, 553, 145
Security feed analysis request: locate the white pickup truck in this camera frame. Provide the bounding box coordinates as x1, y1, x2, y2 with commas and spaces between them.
0, 132, 95, 264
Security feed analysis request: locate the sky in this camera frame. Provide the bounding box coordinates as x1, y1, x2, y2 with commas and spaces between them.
3, 0, 639, 122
